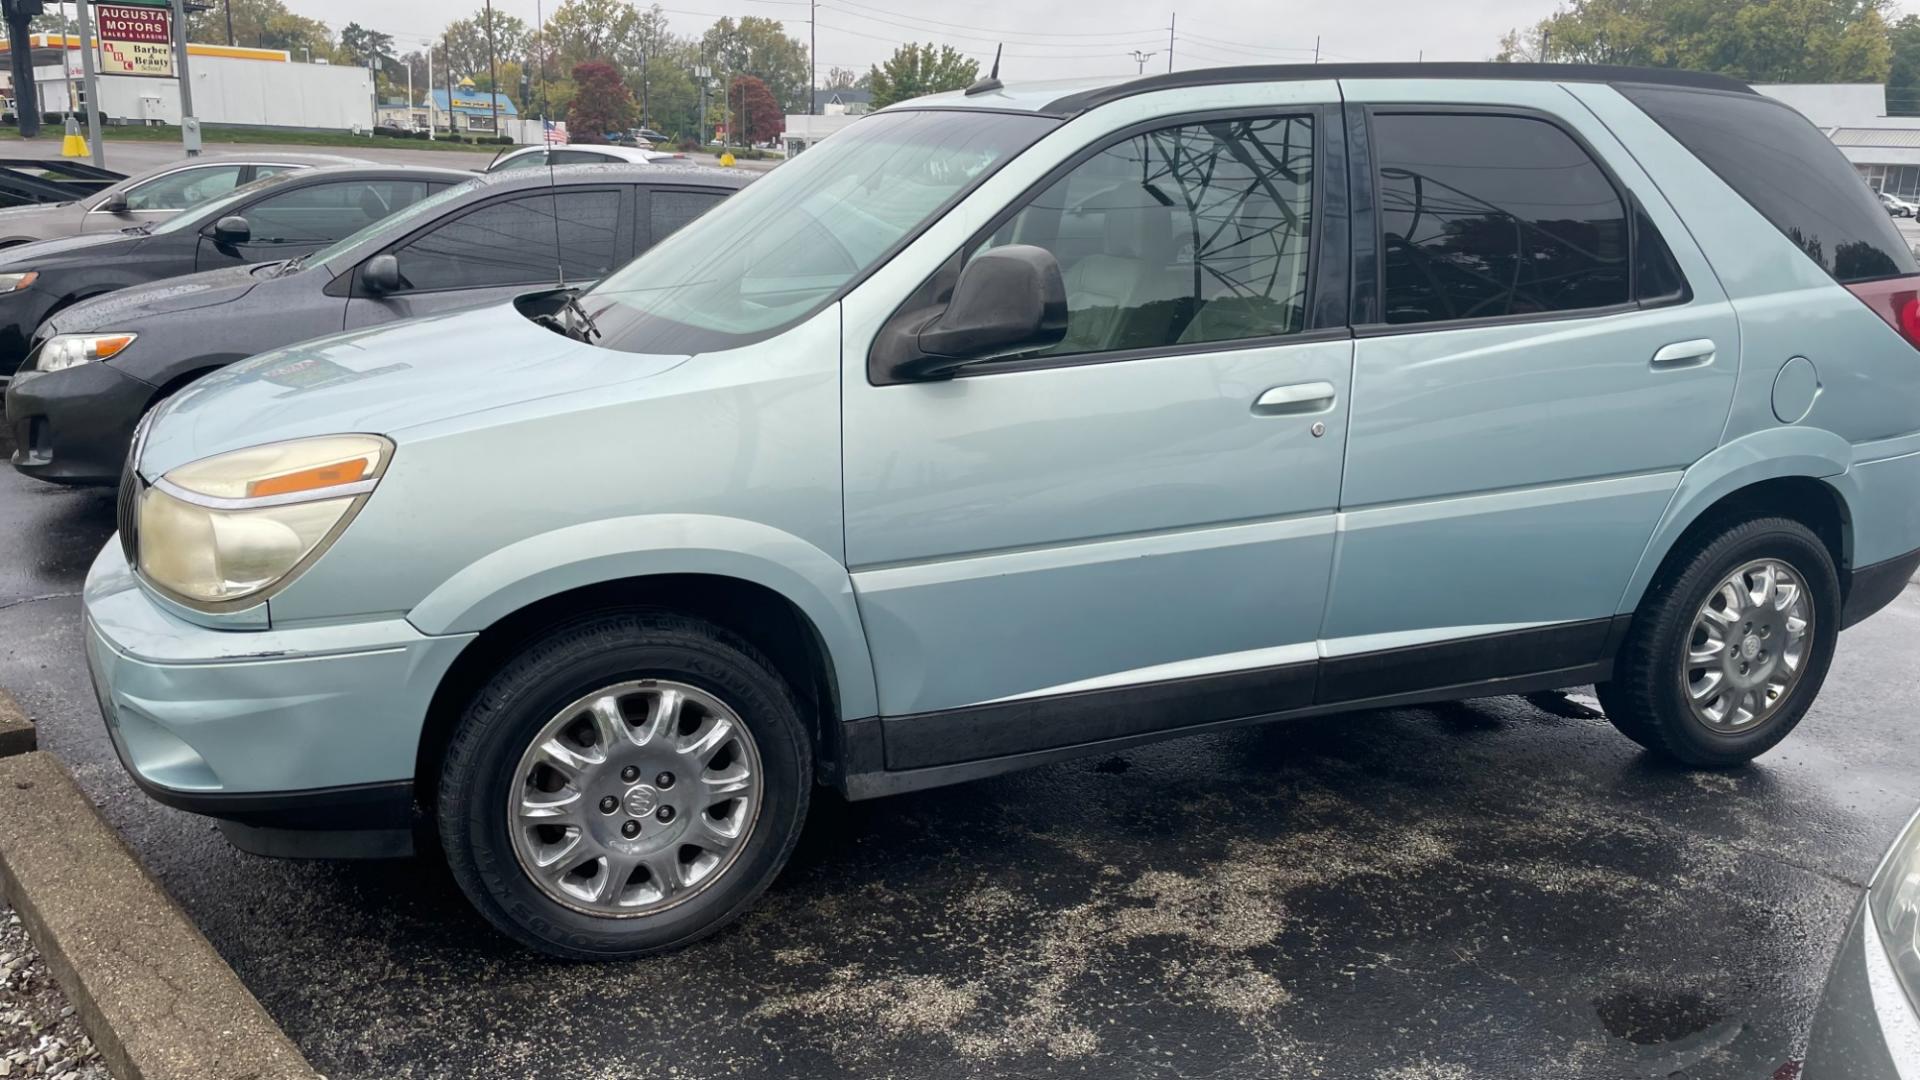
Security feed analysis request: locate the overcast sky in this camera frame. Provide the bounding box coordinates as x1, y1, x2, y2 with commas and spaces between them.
280, 0, 1571, 80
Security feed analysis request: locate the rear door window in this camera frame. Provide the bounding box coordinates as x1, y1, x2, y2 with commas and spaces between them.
1373, 112, 1630, 325
645, 189, 728, 248
1621, 84, 1918, 283
122, 164, 245, 211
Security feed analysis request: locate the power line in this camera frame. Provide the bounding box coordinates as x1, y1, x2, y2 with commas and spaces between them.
818, 3, 1161, 49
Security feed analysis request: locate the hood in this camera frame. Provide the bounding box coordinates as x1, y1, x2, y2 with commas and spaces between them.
138, 298, 692, 477
45, 262, 269, 334
0, 229, 134, 268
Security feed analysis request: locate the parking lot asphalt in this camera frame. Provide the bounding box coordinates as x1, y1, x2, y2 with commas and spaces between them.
4, 423, 1919, 1080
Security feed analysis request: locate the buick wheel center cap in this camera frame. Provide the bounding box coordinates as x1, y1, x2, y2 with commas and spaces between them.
1741, 635, 1761, 661
623, 784, 660, 818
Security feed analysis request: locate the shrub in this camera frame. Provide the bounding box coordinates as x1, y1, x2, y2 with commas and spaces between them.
676, 136, 699, 152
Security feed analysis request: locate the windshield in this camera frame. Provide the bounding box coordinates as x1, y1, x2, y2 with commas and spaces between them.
309, 176, 483, 270
584, 108, 1057, 354
150, 169, 306, 235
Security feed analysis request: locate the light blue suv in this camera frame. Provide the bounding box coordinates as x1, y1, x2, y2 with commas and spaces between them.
83, 63, 1920, 958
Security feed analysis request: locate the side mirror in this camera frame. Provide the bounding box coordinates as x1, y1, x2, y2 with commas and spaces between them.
101, 192, 130, 214
212, 215, 250, 243
361, 253, 402, 295
895, 245, 1068, 380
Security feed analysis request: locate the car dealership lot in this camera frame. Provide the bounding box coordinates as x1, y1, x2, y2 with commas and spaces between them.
2, 433, 1917, 1079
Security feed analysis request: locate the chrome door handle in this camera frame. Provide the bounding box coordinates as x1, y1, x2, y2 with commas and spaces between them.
1252, 381, 1337, 415
1651, 339, 1716, 369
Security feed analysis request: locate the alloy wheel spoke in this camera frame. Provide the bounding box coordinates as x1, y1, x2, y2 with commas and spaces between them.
586, 694, 630, 751
634, 688, 681, 747
682, 715, 737, 767
519, 788, 581, 821
534, 737, 602, 778
532, 829, 585, 870
1688, 669, 1724, 702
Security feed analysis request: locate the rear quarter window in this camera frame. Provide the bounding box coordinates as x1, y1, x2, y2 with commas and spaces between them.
1620, 84, 1917, 284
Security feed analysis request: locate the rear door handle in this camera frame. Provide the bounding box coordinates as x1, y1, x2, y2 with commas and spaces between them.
1252, 381, 1337, 415
1651, 339, 1716, 369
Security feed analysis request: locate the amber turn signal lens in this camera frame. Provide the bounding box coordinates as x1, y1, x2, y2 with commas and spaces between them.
245, 457, 374, 498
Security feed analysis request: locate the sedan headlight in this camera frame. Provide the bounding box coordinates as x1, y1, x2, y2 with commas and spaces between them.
34, 332, 135, 373
135, 434, 393, 607
0, 271, 38, 294
1870, 810, 1920, 1007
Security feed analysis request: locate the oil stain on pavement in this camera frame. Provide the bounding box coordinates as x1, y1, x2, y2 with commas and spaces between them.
2, 445, 1917, 1079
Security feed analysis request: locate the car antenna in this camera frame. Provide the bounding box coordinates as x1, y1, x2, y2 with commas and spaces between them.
965, 46, 1003, 95
548, 149, 566, 288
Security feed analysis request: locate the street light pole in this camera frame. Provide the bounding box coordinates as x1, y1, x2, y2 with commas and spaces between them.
483, 0, 499, 138
170, 0, 197, 155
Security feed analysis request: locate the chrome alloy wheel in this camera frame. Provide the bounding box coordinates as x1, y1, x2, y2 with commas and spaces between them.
507, 680, 763, 917
1682, 558, 1815, 733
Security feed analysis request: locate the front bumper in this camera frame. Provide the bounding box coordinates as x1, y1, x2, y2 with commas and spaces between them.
83, 539, 475, 854
5, 362, 155, 485
1803, 897, 1920, 1079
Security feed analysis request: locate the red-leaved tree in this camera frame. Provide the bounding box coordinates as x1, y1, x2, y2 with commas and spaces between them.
728, 75, 781, 146
567, 61, 635, 144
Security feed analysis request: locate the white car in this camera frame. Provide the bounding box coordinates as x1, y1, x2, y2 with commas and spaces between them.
1879, 190, 1917, 217
485, 144, 684, 173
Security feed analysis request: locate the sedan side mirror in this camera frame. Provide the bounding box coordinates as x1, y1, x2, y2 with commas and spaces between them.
360, 253, 402, 295
893, 245, 1068, 380
212, 215, 251, 243
101, 192, 130, 214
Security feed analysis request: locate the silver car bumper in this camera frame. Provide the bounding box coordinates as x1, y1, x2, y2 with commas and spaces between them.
1804, 899, 1920, 1079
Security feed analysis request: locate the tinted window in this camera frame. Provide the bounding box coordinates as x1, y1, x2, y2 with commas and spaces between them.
1622, 84, 1918, 284
550, 149, 616, 165
974, 114, 1315, 357
647, 190, 727, 247
394, 189, 621, 290
122, 164, 244, 211
245, 179, 430, 242
492, 150, 547, 172
1376, 113, 1628, 325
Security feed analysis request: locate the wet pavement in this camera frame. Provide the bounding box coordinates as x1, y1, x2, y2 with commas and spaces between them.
2, 428, 1917, 1079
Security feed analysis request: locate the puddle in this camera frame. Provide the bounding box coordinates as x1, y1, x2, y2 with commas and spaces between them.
1595, 987, 1725, 1045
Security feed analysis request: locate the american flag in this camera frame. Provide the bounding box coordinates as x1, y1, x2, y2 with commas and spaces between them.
543, 120, 569, 146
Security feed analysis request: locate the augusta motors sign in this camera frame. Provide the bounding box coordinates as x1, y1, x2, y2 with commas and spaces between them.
95, 3, 174, 77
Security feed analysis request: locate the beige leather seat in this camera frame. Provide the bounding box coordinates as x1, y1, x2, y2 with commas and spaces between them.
1056, 196, 1184, 354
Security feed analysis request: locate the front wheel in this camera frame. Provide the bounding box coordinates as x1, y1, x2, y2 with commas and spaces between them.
437, 612, 812, 959
1598, 516, 1840, 766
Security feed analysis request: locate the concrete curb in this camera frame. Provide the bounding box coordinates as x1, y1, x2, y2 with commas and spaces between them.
0, 750, 319, 1080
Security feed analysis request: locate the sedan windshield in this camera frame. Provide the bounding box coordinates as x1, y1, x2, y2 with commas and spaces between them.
309, 176, 483, 271
150, 170, 300, 235
583, 109, 1057, 354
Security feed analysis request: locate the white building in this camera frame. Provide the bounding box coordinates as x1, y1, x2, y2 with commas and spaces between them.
7, 34, 374, 131
1757, 82, 1920, 200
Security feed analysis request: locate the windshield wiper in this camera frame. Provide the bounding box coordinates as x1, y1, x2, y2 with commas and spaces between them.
562, 292, 602, 342
275, 254, 308, 278
121, 222, 153, 235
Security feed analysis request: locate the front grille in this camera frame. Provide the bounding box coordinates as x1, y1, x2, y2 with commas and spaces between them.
115, 452, 139, 567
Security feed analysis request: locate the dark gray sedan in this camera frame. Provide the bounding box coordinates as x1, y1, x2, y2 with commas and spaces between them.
5, 164, 751, 484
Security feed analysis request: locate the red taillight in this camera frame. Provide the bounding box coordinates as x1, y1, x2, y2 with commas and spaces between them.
1846, 275, 1920, 350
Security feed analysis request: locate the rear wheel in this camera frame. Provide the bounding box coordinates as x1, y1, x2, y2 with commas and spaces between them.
437, 611, 811, 959
1598, 516, 1839, 766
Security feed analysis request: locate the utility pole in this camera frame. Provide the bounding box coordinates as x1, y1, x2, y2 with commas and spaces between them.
170, 0, 197, 155
695, 62, 709, 147
534, 0, 544, 126
640, 46, 648, 129
424, 40, 433, 139
1166, 12, 1174, 73
76, 0, 100, 166
1128, 49, 1157, 74
808, 0, 815, 114
222, 0, 232, 46
483, 0, 498, 138
1540, 28, 1551, 62
1312, 35, 1320, 63
3, 0, 41, 139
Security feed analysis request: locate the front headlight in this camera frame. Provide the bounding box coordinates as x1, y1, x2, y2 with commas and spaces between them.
34, 332, 135, 373
1870, 810, 1920, 1007
0, 271, 38, 294
134, 434, 393, 607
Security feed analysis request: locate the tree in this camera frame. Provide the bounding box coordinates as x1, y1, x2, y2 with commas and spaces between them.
338, 22, 394, 69
727, 74, 780, 145
474, 60, 527, 110
1890, 14, 1920, 115
568, 61, 635, 142
185, 0, 332, 58
442, 8, 529, 81
701, 16, 810, 114
867, 42, 978, 109
547, 0, 636, 70
1494, 0, 1892, 83
823, 65, 862, 90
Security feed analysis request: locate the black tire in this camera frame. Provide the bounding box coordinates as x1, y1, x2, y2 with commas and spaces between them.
1598, 516, 1839, 766
437, 611, 811, 960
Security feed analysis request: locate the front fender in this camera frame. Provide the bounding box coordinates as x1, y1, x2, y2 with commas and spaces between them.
405, 514, 879, 721
1616, 426, 1854, 613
